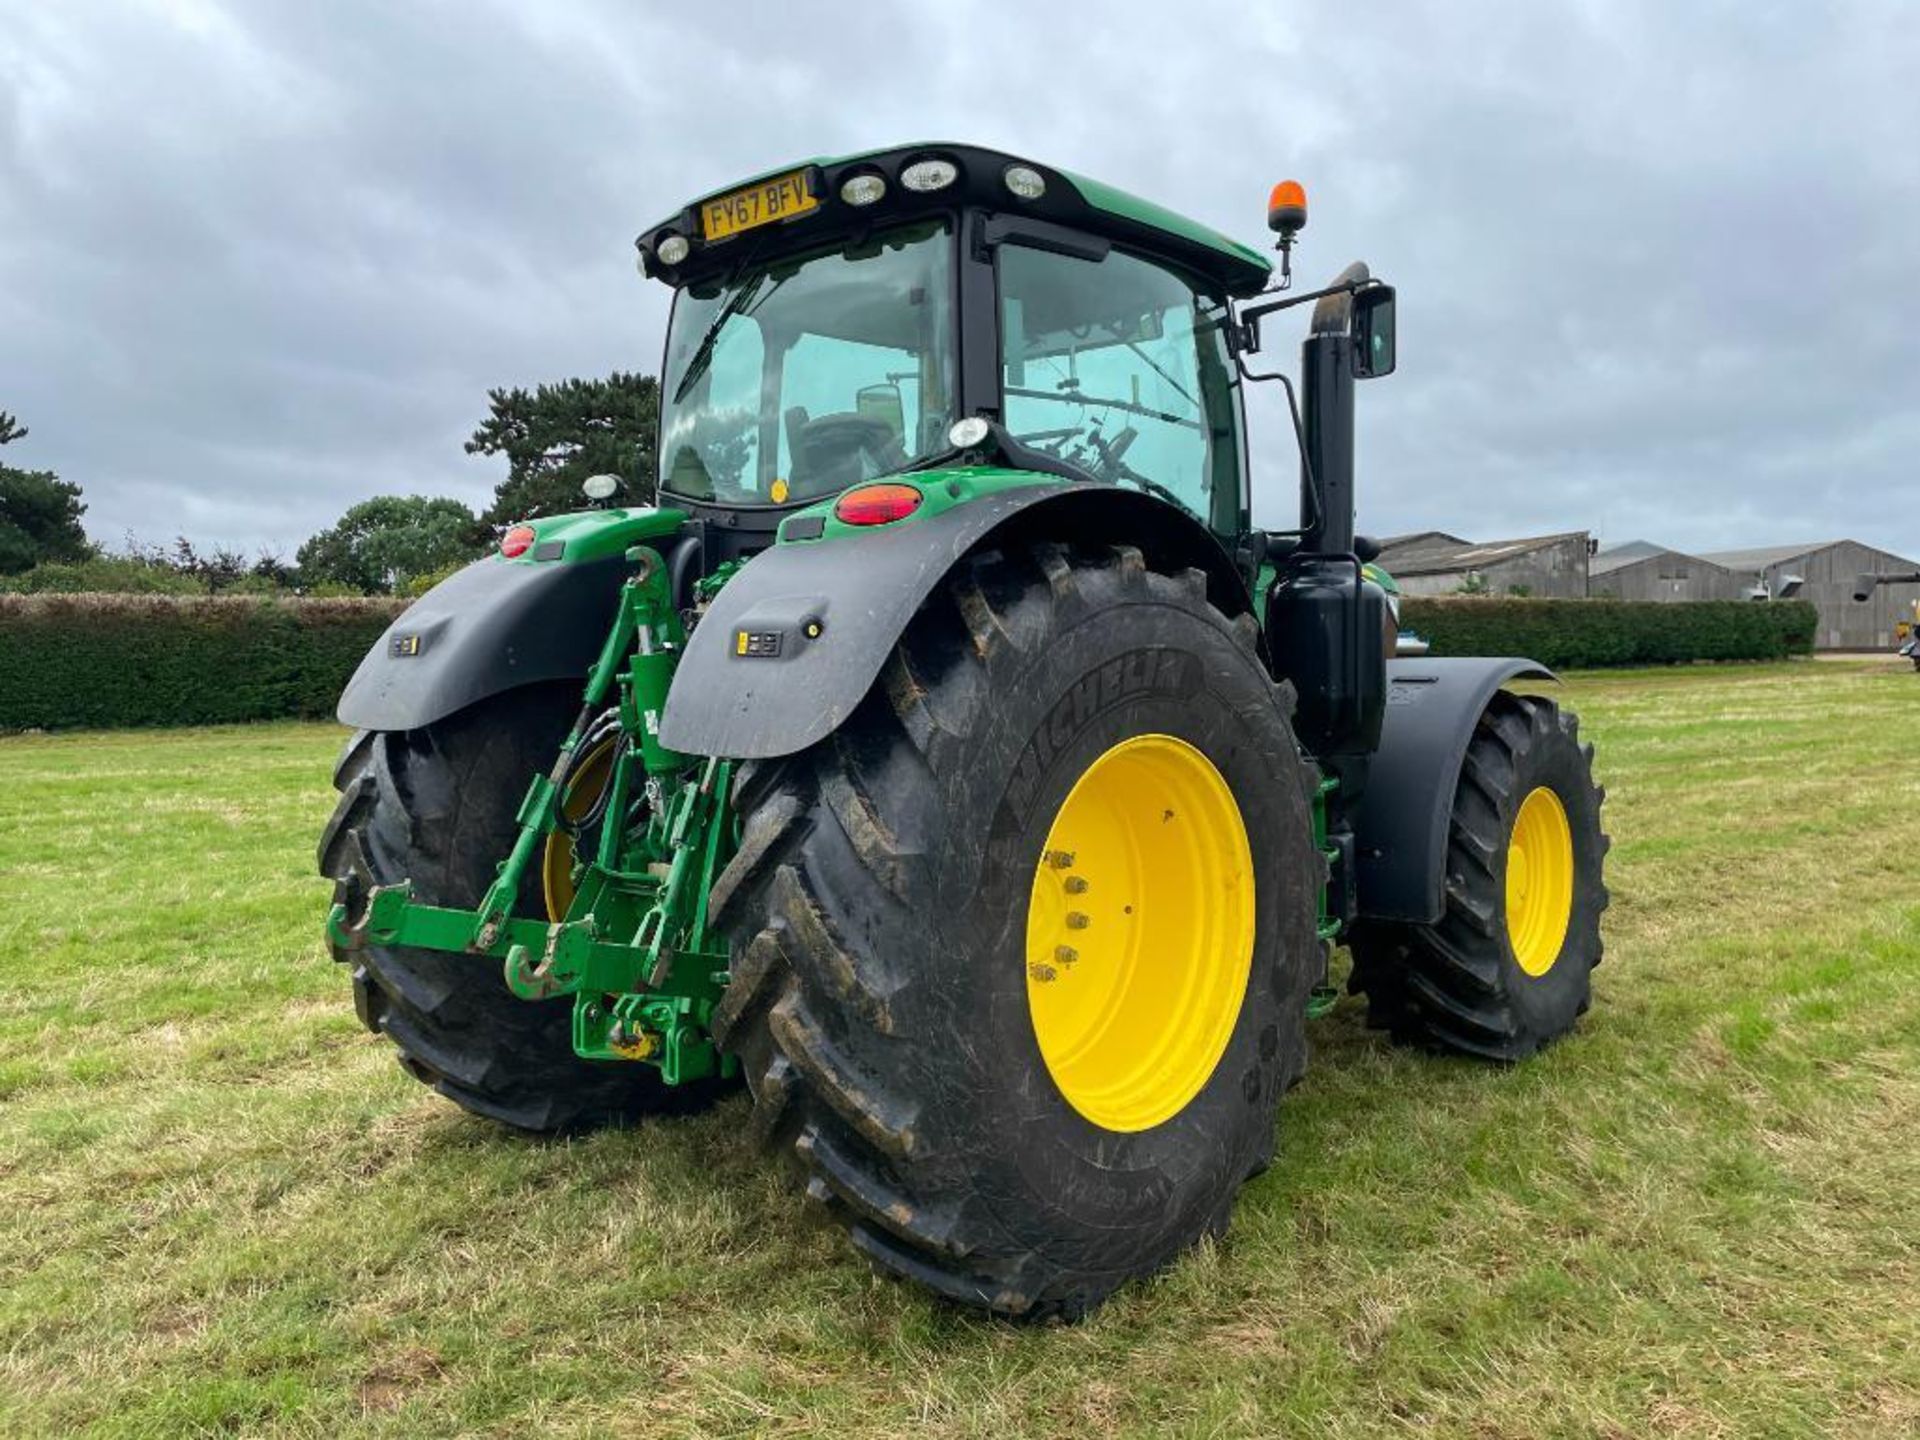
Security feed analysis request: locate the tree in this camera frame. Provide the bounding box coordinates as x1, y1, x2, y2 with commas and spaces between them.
466, 372, 658, 526
0, 414, 89, 575
296, 495, 483, 594
167, 536, 251, 592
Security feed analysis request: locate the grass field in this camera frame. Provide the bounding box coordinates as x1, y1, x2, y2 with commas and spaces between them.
2, 660, 1917, 1438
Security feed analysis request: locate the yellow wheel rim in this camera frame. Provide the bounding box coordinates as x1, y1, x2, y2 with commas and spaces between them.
541, 738, 617, 920
1024, 734, 1255, 1133
1506, 785, 1574, 977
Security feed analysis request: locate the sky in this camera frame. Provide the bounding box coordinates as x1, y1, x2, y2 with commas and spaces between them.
3, 0, 1917, 562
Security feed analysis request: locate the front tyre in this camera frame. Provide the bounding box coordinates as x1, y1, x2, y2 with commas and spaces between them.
709, 544, 1319, 1318
1348, 692, 1609, 1059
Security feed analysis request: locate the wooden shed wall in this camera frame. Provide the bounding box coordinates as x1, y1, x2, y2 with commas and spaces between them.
1395, 536, 1590, 598
1592, 554, 1742, 602
1747, 542, 1920, 650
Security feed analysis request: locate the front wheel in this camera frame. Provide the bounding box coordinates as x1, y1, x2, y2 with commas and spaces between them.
708, 543, 1320, 1318
1348, 691, 1609, 1059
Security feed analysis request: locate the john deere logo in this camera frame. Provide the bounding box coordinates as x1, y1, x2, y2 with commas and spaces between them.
389, 634, 422, 658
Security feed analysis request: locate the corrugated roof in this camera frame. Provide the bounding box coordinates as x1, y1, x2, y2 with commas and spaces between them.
1696, 542, 1834, 571
1589, 549, 1654, 577
1377, 530, 1468, 551
1374, 531, 1470, 567
1590, 543, 1731, 578
1387, 531, 1590, 577
1590, 539, 1664, 569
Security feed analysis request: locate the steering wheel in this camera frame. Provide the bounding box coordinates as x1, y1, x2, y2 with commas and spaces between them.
788, 413, 909, 492
1092, 426, 1138, 479
1085, 425, 1188, 506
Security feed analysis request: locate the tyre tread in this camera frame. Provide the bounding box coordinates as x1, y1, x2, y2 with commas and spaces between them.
1349, 690, 1608, 1061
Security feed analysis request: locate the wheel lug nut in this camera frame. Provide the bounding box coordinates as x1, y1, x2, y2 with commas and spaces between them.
1045, 850, 1076, 869
1066, 912, 1090, 929
1055, 945, 1078, 965
1064, 876, 1089, 894
1028, 961, 1058, 983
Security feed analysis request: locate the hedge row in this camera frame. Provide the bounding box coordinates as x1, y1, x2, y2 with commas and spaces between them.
1400, 597, 1818, 668
0, 590, 1823, 731
0, 594, 406, 730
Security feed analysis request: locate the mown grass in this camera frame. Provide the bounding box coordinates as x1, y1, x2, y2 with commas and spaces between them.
2, 660, 1916, 1438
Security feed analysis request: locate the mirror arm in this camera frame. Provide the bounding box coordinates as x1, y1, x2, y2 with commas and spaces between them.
1225, 361, 1322, 544
1231, 276, 1376, 355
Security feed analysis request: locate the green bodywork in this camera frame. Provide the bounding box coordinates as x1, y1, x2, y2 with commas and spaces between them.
500, 505, 692, 565
777, 467, 1065, 545
329, 511, 741, 1085
1057, 166, 1271, 288
1306, 776, 1341, 1020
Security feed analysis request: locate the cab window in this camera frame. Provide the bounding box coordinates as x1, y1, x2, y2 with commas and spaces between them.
998, 244, 1243, 532
660, 221, 954, 506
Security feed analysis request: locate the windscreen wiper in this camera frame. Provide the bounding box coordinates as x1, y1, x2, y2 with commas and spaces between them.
670, 271, 793, 404
1000, 385, 1201, 431
1109, 322, 1196, 410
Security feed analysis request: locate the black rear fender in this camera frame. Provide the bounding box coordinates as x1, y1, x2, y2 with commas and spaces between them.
1348, 657, 1557, 925
657, 484, 1255, 760
336, 552, 636, 733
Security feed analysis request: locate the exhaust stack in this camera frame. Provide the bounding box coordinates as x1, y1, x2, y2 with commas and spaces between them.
1299, 261, 1370, 556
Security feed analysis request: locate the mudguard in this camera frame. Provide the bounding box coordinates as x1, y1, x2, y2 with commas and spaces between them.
336, 553, 634, 732
658, 481, 1255, 760
336, 506, 694, 733
1350, 656, 1556, 925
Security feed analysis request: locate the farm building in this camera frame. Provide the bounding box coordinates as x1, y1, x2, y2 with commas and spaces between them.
1590, 542, 1742, 602
1699, 539, 1920, 650
1376, 531, 1592, 598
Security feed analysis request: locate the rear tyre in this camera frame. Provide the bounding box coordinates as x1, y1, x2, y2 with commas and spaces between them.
319, 684, 722, 1131
1347, 691, 1608, 1060
710, 543, 1319, 1318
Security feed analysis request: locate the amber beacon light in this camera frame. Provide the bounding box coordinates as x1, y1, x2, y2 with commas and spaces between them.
1267, 179, 1308, 236
1266, 179, 1308, 284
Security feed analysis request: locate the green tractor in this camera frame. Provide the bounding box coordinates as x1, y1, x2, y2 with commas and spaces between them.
321, 145, 1609, 1318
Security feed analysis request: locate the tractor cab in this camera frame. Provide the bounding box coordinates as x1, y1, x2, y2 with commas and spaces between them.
640, 143, 1271, 545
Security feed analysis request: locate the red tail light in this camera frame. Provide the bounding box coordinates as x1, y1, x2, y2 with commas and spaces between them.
834, 483, 923, 526
500, 525, 537, 558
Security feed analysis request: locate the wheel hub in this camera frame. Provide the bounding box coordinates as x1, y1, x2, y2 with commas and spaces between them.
1024, 734, 1255, 1133
1505, 785, 1573, 977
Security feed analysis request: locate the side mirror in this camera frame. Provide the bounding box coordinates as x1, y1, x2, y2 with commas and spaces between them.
1854, 572, 1879, 602
1352, 286, 1396, 378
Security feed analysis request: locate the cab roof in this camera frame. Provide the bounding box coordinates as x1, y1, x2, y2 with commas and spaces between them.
637, 142, 1274, 298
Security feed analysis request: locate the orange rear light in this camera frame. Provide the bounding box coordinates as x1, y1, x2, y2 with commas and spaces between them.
834, 483, 923, 526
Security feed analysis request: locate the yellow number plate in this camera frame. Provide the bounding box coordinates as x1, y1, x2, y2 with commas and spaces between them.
701, 169, 818, 242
